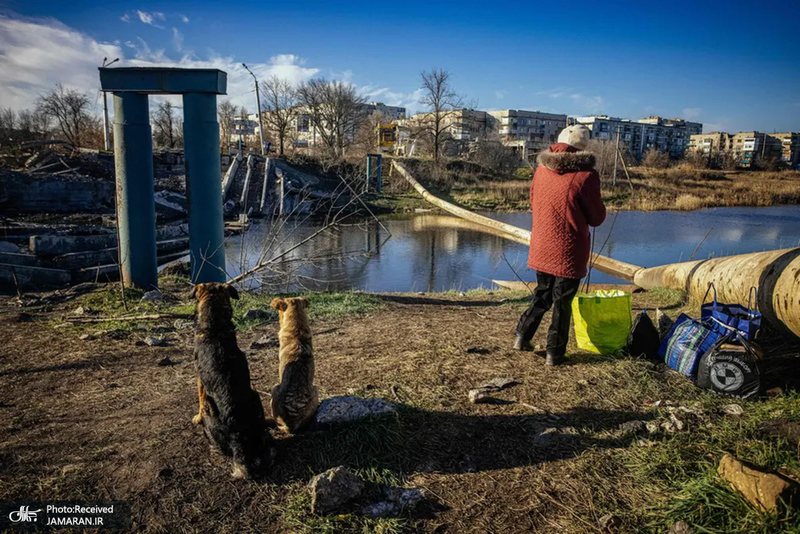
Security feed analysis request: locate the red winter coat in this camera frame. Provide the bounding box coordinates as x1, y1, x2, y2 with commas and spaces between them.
528, 143, 606, 279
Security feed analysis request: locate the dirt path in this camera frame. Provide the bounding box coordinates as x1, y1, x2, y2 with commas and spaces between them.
0, 289, 798, 533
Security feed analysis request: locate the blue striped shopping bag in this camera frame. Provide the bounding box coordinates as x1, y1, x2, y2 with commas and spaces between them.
658, 314, 724, 379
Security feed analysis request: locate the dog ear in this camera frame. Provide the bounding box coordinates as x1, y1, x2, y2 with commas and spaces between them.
189, 285, 198, 299
270, 298, 287, 311
298, 297, 310, 309
226, 284, 240, 300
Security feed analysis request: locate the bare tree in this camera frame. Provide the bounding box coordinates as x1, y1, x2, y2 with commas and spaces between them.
217, 99, 237, 153
36, 84, 96, 147
418, 69, 464, 166
152, 100, 182, 149
0, 108, 15, 139
297, 78, 367, 158
261, 76, 298, 156
642, 148, 671, 168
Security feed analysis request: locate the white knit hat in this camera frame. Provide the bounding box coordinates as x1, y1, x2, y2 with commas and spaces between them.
557, 125, 590, 150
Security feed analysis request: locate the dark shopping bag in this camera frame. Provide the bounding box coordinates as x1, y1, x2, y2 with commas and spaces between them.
628, 310, 661, 360
701, 283, 761, 341
696, 332, 762, 400
659, 314, 724, 379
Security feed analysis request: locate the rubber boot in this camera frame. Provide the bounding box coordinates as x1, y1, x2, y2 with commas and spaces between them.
513, 335, 533, 352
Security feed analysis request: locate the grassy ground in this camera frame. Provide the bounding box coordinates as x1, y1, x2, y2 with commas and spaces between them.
379, 162, 800, 213
1, 278, 799, 533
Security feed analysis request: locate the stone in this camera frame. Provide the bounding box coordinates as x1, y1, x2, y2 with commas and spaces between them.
598, 513, 619, 531
717, 453, 798, 512
0, 241, 20, 253
78, 333, 94, 341
722, 404, 744, 416
308, 466, 364, 515
362, 487, 423, 518
656, 309, 674, 340
670, 520, 692, 534
242, 309, 276, 322
144, 336, 166, 347
141, 290, 163, 301
468, 390, 493, 404
250, 334, 279, 350
314, 396, 397, 426
72, 306, 87, 316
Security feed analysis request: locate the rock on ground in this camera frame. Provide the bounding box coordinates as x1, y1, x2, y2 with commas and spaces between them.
468, 389, 493, 404
309, 466, 364, 515
717, 453, 798, 511
144, 336, 166, 347
250, 334, 279, 350
670, 520, 692, 534
141, 290, 163, 301
362, 487, 423, 518
314, 396, 397, 426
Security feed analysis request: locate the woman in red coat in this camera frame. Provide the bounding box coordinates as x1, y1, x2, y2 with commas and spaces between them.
514, 124, 606, 365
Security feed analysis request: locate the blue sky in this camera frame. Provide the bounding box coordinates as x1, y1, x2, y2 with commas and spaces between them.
1, 0, 798, 133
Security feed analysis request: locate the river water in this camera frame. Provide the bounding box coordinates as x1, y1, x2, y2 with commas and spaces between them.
225, 206, 800, 292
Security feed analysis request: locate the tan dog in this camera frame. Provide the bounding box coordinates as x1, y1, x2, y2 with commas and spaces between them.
270, 297, 319, 433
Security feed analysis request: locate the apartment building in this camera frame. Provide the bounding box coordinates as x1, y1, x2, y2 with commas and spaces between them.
486, 109, 567, 159
569, 115, 702, 158
688, 131, 799, 168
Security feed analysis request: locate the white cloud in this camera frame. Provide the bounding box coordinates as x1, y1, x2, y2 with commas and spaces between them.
495, 90, 507, 100
134, 10, 165, 29
171, 27, 183, 52
569, 93, 605, 114
536, 87, 574, 99
179, 14, 189, 24
120, 13, 131, 23
361, 86, 424, 113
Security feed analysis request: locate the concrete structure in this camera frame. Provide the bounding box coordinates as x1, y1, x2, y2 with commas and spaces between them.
687, 132, 733, 154
776, 132, 800, 167
570, 115, 702, 159
99, 67, 227, 287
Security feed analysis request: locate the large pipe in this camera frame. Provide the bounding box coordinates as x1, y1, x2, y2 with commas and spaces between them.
112, 92, 158, 289
183, 93, 226, 283
393, 160, 800, 338
634, 248, 800, 338
392, 161, 641, 282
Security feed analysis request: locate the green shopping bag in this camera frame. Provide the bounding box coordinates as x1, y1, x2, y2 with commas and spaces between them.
572, 290, 632, 354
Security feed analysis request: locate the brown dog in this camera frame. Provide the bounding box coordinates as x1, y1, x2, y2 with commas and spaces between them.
270, 297, 319, 433
192, 282, 275, 478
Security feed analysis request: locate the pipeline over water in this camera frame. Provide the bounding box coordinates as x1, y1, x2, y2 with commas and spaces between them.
392, 160, 800, 339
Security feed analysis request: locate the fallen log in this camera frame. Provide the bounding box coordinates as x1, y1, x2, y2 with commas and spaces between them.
65, 312, 193, 323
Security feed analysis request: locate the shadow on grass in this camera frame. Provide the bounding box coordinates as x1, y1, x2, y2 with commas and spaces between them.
267, 405, 651, 486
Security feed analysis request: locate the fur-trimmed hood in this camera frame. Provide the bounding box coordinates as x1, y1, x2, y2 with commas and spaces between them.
537, 147, 596, 173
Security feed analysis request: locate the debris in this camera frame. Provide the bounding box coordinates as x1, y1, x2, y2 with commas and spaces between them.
662, 413, 686, 433
72, 306, 87, 316
717, 453, 798, 512
96, 328, 128, 339
618, 420, 647, 436
598, 513, 620, 531
242, 308, 277, 322
476, 376, 519, 392
577, 379, 590, 387
0, 241, 20, 253
721, 404, 744, 416
144, 336, 166, 347
160, 261, 191, 278
362, 487, 423, 518
314, 396, 397, 426
173, 319, 194, 330
309, 466, 364, 515
767, 387, 784, 398
107, 382, 119, 389
78, 333, 94, 341
670, 520, 692, 534
468, 390, 493, 404
533, 427, 560, 446
141, 290, 163, 302
157, 356, 176, 367
646, 421, 660, 434
67, 282, 96, 295
636, 438, 657, 448
465, 346, 490, 355
250, 334, 278, 350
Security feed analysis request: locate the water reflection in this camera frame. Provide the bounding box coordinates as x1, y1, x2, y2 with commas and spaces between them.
225, 205, 800, 292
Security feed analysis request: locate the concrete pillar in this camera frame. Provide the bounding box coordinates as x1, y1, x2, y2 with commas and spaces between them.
113, 92, 158, 289
183, 93, 226, 283
365, 155, 373, 193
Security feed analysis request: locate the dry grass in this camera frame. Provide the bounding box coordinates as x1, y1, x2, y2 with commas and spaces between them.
1, 282, 799, 533
382, 159, 800, 213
